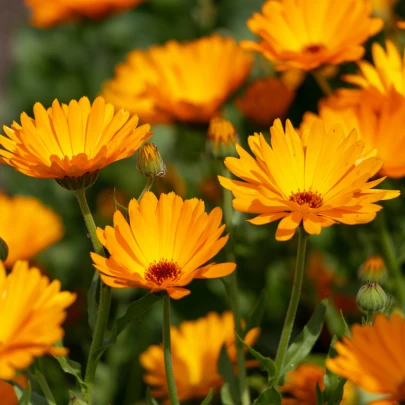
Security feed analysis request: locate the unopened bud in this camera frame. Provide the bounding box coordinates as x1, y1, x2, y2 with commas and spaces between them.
356, 282, 387, 313
137, 143, 166, 178
207, 117, 238, 158
0, 236, 8, 262
358, 256, 387, 284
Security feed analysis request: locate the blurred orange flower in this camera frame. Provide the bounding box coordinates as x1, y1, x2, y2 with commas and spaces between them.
103, 36, 253, 123
242, 0, 382, 71
219, 119, 399, 241
0, 375, 27, 405
0, 193, 63, 268
25, 0, 146, 28
326, 314, 405, 403
0, 97, 151, 189
235, 77, 295, 127
140, 311, 259, 402
0, 260, 76, 379
91, 192, 236, 299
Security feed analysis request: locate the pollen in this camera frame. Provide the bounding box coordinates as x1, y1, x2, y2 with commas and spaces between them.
303, 44, 326, 55
289, 190, 323, 209
145, 259, 181, 286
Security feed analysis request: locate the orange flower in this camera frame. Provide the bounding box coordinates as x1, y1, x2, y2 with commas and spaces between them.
140, 312, 259, 402
326, 314, 405, 403
207, 117, 237, 157
0, 260, 76, 379
235, 77, 295, 127
0, 193, 63, 268
0, 375, 27, 405
242, 0, 382, 71
25, 0, 146, 28
219, 119, 399, 241
91, 192, 236, 299
0, 97, 151, 188
358, 256, 387, 283
103, 36, 253, 123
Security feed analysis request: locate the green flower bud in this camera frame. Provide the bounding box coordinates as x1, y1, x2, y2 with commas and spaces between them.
356, 282, 387, 313
206, 117, 238, 158
0, 236, 8, 262
137, 143, 166, 178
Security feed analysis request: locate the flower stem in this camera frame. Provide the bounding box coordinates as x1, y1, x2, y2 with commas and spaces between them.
365, 311, 375, 325
162, 294, 180, 405
33, 361, 57, 405
138, 176, 154, 202
222, 167, 250, 405
377, 214, 405, 307
312, 72, 333, 96
74, 188, 112, 402
274, 226, 308, 385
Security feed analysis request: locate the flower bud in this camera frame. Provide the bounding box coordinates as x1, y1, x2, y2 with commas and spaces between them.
356, 282, 387, 313
358, 256, 387, 284
207, 117, 238, 158
0, 236, 8, 262
137, 143, 166, 178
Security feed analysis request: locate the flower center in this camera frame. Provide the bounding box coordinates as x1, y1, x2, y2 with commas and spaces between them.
303, 44, 326, 55
289, 190, 323, 208
145, 259, 181, 286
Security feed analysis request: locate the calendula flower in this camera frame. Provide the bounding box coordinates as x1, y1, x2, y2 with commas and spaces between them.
0, 260, 76, 379
280, 363, 357, 405
25, 0, 146, 28
207, 117, 237, 158
0, 193, 63, 268
91, 192, 236, 299
140, 311, 259, 402
235, 77, 296, 127
242, 0, 382, 71
326, 314, 405, 402
342, 41, 405, 110
301, 91, 405, 178
358, 256, 387, 283
0, 97, 151, 189
219, 119, 399, 241
136, 143, 166, 178
103, 36, 252, 123
0, 376, 27, 405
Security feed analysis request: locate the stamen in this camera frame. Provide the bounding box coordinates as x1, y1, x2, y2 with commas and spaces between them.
289, 190, 323, 208
303, 44, 326, 55
145, 259, 181, 286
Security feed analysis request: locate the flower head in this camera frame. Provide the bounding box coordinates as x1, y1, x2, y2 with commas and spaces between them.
242, 0, 382, 71
0, 97, 151, 188
326, 314, 405, 402
91, 192, 236, 299
207, 117, 237, 158
358, 256, 387, 283
103, 36, 253, 123
356, 282, 387, 312
0, 260, 76, 379
219, 119, 399, 241
235, 77, 295, 127
0, 193, 63, 268
140, 311, 259, 402
136, 143, 166, 178
25, 0, 146, 28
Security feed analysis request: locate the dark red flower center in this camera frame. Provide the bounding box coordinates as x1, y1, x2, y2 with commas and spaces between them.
303, 44, 326, 55
145, 259, 181, 286
289, 190, 323, 208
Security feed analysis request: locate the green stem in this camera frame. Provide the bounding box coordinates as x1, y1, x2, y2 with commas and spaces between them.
74, 188, 112, 403
162, 294, 180, 405
312, 72, 333, 96
365, 311, 375, 325
274, 226, 308, 385
377, 214, 405, 307
33, 362, 57, 405
222, 167, 250, 405
138, 177, 154, 202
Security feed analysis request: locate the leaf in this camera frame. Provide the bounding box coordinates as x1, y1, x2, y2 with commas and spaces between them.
146, 387, 159, 405
252, 387, 281, 405
87, 272, 99, 331
220, 384, 235, 405
316, 382, 324, 405
236, 334, 277, 384
326, 378, 346, 405
339, 310, 351, 337
280, 299, 328, 376
244, 289, 267, 337
218, 346, 239, 405
200, 388, 213, 405
68, 391, 88, 405
16, 382, 31, 405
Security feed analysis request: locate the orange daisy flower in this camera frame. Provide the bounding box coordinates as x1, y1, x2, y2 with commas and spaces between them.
25, 0, 146, 28
140, 311, 259, 403
0, 260, 76, 379
0, 97, 151, 189
219, 119, 399, 241
91, 192, 236, 299
0, 193, 63, 268
242, 0, 383, 71
326, 314, 405, 403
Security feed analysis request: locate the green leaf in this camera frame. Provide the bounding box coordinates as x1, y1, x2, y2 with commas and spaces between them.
339, 310, 351, 337
236, 334, 277, 384
316, 382, 324, 405
16, 382, 31, 405
146, 387, 159, 405
218, 346, 239, 405
220, 383, 235, 405
252, 387, 281, 405
280, 299, 328, 376
200, 388, 213, 405
68, 391, 88, 405
87, 272, 99, 331
244, 289, 267, 337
